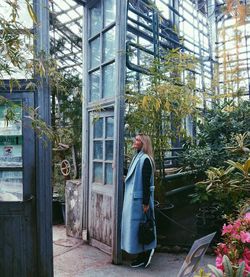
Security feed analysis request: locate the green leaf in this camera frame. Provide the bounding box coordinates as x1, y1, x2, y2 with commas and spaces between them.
207, 265, 223, 277
226, 160, 244, 172
223, 255, 233, 277
236, 261, 245, 277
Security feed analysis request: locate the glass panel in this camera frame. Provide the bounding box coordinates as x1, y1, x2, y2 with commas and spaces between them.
94, 118, 103, 138
93, 162, 103, 183
105, 141, 113, 160
0, 3, 33, 28
1, 35, 33, 80
0, 102, 22, 135
105, 163, 113, 185
94, 141, 103, 159
106, 117, 114, 137
0, 141, 22, 167
104, 0, 116, 27
0, 171, 23, 201
103, 63, 115, 98
0, 101, 23, 168
90, 70, 100, 101
90, 37, 100, 69
90, 2, 102, 37
103, 27, 116, 62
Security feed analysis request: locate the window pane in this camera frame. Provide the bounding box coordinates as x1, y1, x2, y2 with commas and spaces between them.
0, 171, 23, 201
90, 37, 100, 69
0, 143, 22, 167
103, 27, 116, 62
0, 101, 23, 168
94, 118, 103, 138
90, 2, 102, 37
0, 102, 22, 135
105, 141, 113, 160
94, 141, 103, 159
106, 117, 114, 138
105, 163, 113, 185
90, 70, 100, 101
103, 63, 115, 98
104, 0, 116, 27
93, 162, 103, 183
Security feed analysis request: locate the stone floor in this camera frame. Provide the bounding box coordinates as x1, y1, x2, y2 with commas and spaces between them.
53, 225, 215, 277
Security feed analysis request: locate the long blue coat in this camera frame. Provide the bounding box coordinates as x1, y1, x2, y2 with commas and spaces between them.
121, 151, 157, 254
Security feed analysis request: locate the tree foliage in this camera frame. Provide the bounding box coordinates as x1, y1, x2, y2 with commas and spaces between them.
126, 48, 200, 173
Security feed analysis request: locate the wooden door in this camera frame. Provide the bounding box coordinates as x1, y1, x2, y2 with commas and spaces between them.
88, 111, 115, 254
0, 92, 37, 276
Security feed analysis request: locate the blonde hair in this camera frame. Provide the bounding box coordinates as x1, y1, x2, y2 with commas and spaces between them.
137, 134, 155, 169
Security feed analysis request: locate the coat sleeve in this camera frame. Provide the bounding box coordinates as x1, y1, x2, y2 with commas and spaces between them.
142, 157, 152, 205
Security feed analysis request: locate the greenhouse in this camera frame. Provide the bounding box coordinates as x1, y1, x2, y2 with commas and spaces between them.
0, 0, 250, 276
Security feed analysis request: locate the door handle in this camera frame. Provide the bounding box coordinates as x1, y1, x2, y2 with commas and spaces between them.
22, 195, 34, 202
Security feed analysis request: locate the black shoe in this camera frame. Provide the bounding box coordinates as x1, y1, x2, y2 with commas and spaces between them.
144, 249, 154, 268
130, 258, 145, 268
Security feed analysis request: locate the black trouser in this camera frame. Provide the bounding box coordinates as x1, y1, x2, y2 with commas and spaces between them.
137, 250, 151, 260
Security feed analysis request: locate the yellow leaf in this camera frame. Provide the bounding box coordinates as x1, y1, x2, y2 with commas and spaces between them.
27, 2, 38, 24
142, 96, 149, 109
243, 159, 250, 173
164, 102, 170, 111
155, 99, 161, 111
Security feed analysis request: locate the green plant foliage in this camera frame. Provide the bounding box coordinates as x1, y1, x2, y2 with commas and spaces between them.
51, 73, 82, 200
207, 264, 223, 277
126, 49, 200, 174
193, 133, 250, 215
223, 255, 234, 276
0, 0, 37, 79
208, 255, 249, 277
181, 100, 250, 173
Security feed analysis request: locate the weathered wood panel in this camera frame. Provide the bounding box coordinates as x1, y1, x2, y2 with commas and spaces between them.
90, 192, 112, 246
65, 179, 82, 238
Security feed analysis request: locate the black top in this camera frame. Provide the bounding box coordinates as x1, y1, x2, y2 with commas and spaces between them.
142, 158, 152, 205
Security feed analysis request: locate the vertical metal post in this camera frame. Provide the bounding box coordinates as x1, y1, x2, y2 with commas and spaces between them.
207, 0, 217, 104
113, 0, 127, 265
33, 0, 53, 276
81, 3, 88, 238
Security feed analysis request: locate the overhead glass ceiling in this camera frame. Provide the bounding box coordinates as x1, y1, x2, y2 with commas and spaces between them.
49, 0, 83, 75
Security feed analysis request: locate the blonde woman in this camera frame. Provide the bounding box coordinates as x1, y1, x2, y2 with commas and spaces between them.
121, 134, 156, 268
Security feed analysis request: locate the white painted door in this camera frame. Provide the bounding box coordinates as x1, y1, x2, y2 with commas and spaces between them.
88, 111, 114, 254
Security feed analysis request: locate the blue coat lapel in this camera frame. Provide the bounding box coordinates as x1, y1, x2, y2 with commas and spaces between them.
125, 151, 144, 181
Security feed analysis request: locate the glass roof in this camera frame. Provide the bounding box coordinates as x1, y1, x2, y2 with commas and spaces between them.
49, 0, 83, 75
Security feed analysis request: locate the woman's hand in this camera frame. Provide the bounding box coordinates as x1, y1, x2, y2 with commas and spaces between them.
143, 204, 149, 213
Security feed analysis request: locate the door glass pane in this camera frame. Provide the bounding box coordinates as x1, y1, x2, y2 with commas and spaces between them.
94, 141, 103, 159
0, 102, 22, 135
90, 37, 100, 69
106, 117, 114, 138
105, 141, 113, 160
0, 171, 23, 201
0, 142, 22, 167
90, 2, 102, 37
94, 118, 103, 138
104, 0, 116, 27
90, 70, 100, 101
103, 63, 115, 98
93, 162, 103, 183
105, 163, 113, 185
103, 27, 115, 62
0, 100, 23, 201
